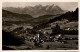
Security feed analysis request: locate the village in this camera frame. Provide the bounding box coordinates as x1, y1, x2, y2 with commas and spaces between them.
2, 19, 78, 50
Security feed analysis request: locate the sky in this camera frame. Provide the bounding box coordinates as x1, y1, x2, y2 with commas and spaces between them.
2, 2, 78, 11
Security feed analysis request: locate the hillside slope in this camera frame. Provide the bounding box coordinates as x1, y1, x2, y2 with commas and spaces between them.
2, 9, 33, 21
48, 8, 78, 23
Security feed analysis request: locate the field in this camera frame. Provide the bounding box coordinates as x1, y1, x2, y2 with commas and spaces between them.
5, 40, 78, 50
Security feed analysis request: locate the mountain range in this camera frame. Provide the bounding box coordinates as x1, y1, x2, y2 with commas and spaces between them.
3, 4, 65, 17
2, 4, 78, 28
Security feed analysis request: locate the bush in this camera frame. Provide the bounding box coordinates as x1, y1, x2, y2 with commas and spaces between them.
2, 30, 24, 46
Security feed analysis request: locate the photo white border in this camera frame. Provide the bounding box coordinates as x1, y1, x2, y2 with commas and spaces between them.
0, 0, 79, 52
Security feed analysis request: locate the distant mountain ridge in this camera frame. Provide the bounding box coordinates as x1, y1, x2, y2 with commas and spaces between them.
3, 4, 65, 17
2, 9, 33, 21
